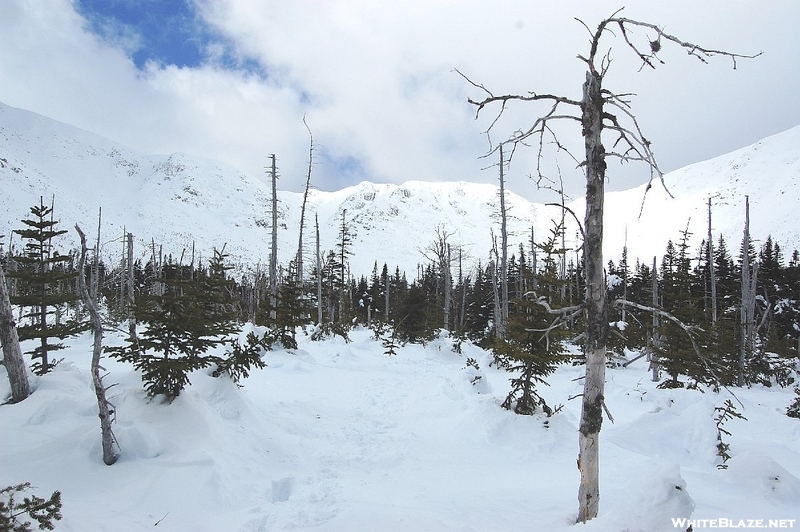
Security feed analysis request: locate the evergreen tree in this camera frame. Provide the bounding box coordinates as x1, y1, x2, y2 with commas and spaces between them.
0, 482, 62, 532
8, 199, 87, 374
493, 222, 571, 415
393, 280, 437, 344
273, 260, 309, 349
109, 248, 239, 400
623, 259, 654, 351
655, 230, 709, 387
462, 262, 494, 346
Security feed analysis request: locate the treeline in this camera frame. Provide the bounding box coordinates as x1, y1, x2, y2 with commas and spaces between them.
3, 199, 800, 409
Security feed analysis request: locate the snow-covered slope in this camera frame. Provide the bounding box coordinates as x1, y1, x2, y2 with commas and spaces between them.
0, 101, 549, 276
572, 125, 800, 264
2, 100, 799, 277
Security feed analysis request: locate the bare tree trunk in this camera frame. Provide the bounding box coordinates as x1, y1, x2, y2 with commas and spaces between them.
458, 249, 467, 331
739, 196, 758, 386
75, 225, 117, 465
621, 233, 628, 322
384, 267, 390, 322
297, 117, 314, 283
315, 214, 323, 324
530, 226, 538, 290
708, 198, 718, 325
444, 244, 451, 330
499, 146, 509, 331
126, 233, 137, 341
650, 257, 661, 382
490, 258, 502, 338
576, 67, 608, 524
269, 154, 278, 323
0, 261, 30, 403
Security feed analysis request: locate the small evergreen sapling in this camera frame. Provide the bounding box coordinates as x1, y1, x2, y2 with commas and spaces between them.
213, 332, 269, 383
714, 399, 747, 469
494, 223, 572, 416
381, 324, 401, 357
0, 483, 62, 532
787, 386, 800, 419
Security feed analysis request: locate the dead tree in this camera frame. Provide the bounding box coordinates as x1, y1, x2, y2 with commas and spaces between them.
296, 117, 314, 284
126, 233, 136, 341
421, 226, 455, 331
268, 154, 279, 323
459, 9, 757, 522
650, 256, 662, 382
75, 225, 118, 465
315, 214, 323, 324
708, 198, 718, 326
0, 259, 31, 403
739, 196, 758, 386
498, 146, 510, 334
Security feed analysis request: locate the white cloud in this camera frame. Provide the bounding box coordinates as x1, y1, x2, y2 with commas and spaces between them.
1, 0, 799, 203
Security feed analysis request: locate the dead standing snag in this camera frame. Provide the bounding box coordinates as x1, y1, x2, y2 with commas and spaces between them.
460, 9, 758, 523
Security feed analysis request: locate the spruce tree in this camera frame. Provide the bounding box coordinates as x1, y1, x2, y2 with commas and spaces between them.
393, 281, 436, 344
110, 248, 239, 400
655, 230, 709, 387
462, 262, 494, 346
8, 199, 87, 374
494, 222, 571, 415
273, 260, 309, 349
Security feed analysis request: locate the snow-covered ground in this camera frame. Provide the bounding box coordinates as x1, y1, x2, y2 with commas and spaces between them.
1, 328, 799, 531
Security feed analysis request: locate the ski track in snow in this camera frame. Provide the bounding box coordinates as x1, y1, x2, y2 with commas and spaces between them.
1, 328, 799, 531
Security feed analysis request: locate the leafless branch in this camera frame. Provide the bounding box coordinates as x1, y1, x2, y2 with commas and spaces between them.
614, 298, 744, 407
602, 399, 615, 424
545, 203, 586, 245
612, 17, 762, 71
455, 67, 581, 159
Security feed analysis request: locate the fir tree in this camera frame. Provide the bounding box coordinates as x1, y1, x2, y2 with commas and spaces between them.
110, 248, 239, 400
655, 230, 709, 387
273, 260, 309, 349
8, 199, 87, 374
0, 482, 62, 532
494, 222, 572, 415
393, 281, 436, 344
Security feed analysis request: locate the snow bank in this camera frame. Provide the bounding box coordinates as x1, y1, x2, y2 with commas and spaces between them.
1, 329, 799, 531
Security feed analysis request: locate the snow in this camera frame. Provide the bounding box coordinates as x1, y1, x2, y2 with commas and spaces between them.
2, 329, 799, 531
3, 100, 800, 279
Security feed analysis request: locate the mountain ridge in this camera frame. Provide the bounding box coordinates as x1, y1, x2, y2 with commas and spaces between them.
2, 100, 798, 277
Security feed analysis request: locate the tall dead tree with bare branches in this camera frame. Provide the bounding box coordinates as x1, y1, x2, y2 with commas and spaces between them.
459, 9, 757, 523
296, 117, 315, 284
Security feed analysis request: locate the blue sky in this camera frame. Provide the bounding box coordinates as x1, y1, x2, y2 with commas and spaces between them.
77, 0, 207, 68
2, 0, 800, 201
75, 0, 265, 74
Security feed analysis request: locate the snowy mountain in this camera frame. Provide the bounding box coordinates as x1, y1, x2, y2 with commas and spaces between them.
588, 126, 800, 266
0, 101, 548, 276
2, 100, 799, 277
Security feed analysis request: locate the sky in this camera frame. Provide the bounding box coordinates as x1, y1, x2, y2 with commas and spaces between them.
2, 0, 799, 202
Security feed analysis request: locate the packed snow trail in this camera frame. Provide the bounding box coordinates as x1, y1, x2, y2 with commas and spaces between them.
1, 328, 798, 531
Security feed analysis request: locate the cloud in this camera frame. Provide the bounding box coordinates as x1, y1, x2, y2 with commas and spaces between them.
1, 0, 799, 204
